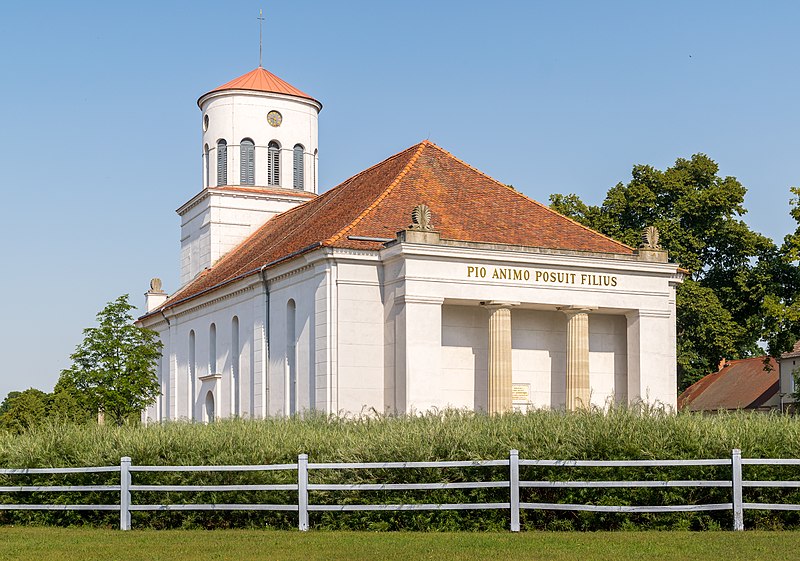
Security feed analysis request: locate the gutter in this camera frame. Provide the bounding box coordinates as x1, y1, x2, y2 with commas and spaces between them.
260, 263, 271, 418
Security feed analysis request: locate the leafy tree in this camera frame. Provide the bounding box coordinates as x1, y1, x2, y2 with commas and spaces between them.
48, 377, 95, 424
0, 391, 18, 416
758, 187, 800, 357
59, 295, 162, 426
550, 154, 779, 389
0, 388, 48, 433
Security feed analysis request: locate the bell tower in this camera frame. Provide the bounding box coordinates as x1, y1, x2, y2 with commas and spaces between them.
177, 67, 322, 285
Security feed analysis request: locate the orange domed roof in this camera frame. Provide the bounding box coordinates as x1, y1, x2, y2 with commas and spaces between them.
198, 67, 320, 107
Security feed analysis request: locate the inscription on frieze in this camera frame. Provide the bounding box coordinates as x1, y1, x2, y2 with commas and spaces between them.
466, 265, 618, 287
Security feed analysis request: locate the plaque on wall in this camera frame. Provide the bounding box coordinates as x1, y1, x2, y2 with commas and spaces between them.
512, 383, 531, 404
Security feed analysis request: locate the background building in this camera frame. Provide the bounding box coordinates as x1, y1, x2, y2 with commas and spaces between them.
678, 357, 780, 413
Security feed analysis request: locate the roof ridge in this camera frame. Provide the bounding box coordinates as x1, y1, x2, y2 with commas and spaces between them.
424, 142, 634, 253
324, 142, 428, 245
263, 145, 425, 250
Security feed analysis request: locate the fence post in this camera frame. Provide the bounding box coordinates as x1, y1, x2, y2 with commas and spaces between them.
298, 453, 309, 531
510, 449, 520, 532
731, 448, 744, 531
120, 456, 131, 531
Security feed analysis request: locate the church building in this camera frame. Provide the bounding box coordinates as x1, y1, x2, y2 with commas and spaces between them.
137, 64, 684, 422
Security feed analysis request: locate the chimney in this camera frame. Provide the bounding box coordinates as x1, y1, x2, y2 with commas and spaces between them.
145, 278, 168, 313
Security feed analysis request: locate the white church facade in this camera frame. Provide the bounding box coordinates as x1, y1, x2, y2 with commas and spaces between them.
137, 65, 684, 422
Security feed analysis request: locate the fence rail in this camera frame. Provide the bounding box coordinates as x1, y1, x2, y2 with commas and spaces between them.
1, 449, 799, 531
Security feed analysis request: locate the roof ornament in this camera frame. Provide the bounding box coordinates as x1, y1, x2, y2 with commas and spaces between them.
409, 204, 434, 231
641, 226, 661, 250
149, 278, 164, 293
257, 9, 265, 68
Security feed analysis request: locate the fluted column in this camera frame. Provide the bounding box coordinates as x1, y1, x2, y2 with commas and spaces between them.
561, 307, 594, 411
484, 302, 518, 414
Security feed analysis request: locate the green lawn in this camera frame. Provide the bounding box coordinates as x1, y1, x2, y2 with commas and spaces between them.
0, 528, 796, 561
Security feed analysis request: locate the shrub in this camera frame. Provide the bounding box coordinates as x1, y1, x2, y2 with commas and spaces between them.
1, 409, 799, 530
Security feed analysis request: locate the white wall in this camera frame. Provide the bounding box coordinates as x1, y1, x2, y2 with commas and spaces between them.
178, 190, 314, 285
780, 357, 798, 410
334, 262, 386, 414
143, 240, 680, 420
266, 265, 325, 416
142, 282, 259, 422
441, 305, 488, 410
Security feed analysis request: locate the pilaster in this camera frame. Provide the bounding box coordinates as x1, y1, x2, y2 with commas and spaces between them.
394, 295, 444, 413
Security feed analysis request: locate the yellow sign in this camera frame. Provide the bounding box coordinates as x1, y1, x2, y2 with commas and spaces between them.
466, 266, 617, 287
512, 383, 530, 404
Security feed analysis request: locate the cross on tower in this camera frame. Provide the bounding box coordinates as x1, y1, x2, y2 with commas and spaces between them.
258, 9, 265, 68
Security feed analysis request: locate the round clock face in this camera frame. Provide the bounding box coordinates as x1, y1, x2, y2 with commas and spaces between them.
267, 111, 283, 127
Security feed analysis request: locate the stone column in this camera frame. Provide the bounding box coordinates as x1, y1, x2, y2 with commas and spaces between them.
484, 302, 518, 414
561, 307, 594, 411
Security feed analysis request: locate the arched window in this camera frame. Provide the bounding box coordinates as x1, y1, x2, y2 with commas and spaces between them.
293, 144, 304, 190
204, 144, 210, 188
313, 149, 318, 191
189, 330, 196, 420
240, 139, 255, 185
216, 140, 227, 186
209, 323, 217, 375
205, 391, 215, 422
231, 316, 240, 416
286, 300, 296, 415
268, 141, 280, 186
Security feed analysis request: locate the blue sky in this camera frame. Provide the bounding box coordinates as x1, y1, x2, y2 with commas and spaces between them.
1, 1, 799, 400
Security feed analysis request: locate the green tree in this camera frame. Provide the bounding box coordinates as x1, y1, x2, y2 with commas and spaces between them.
758, 187, 800, 358
0, 388, 48, 433
59, 295, 162, 426
550, 154, 778, 390
47, 377, 95, 424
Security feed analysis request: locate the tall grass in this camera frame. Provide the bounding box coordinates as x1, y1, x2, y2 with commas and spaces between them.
1, 409, 799, 530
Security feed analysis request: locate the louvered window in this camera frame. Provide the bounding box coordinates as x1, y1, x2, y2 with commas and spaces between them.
240, 139, 255, 185
217, 140, 227, 186
268, 141, 280, 186
293, 144, 304, 190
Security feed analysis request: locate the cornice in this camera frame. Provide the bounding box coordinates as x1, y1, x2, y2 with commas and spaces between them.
170, 283, 257, 319
176, 187, 316, 216
268, 263, 316, 284
198, 89, 322, 112
380, 240, 683, 276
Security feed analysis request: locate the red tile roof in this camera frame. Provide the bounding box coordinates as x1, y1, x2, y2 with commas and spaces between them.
152, 141, 634, 313
678, 356, 779, 412
781, 339, 800, 359
198, 67, 320, 107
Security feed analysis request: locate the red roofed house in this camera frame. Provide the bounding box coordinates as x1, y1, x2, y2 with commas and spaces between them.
678, 357, 780, 412
137, 65, 684, 422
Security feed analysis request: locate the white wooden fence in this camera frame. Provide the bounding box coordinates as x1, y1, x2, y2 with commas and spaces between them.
1, 449, 799, 531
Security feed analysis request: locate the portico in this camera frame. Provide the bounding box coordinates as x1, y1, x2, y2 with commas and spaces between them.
379, 231, 681, 414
